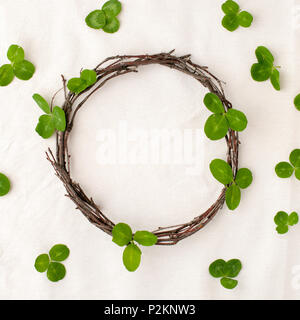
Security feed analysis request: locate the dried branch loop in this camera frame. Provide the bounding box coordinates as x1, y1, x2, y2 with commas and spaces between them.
46, 51, 239, 245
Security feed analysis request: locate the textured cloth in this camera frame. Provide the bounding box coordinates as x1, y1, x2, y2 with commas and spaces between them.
0, 0, 299, 299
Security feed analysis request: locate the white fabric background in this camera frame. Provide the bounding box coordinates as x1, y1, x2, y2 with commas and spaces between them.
0, 0, 299, 300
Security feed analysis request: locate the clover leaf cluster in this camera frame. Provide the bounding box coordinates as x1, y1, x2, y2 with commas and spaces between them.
112, 223, 157, 272
275, 149, 300, 180
251, 46, 280, 91
67, 69, 97, 94
33, 94, 66, 139
209, 259, 242, 289
274, 211, 299, 234
0, 45, 35, 87
34, 244, 70, 282
221, 0, 253, 32
203, 93, 248, 141
86, 0, 122, 33
0, 173, 10, 197
210, 159, 252, 210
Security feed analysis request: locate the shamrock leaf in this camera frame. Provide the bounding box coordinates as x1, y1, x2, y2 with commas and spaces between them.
235, 168, 253, 189
220, 277, 238, 289
49, 244, 70, 262
209, 258, 242, 289
275, 149, 300, 180
288, 212, 299, 226
251, 46, 280, 91
33, 94, 66, 139
67, 69, 97, 94
225, 184, 241, 210
274, 211, 298, 234
85, 10, 106, 29
103, 17, 120, 33
225, 109, 248, 132
0, 64, 14, 87
209, 159, 233, 185
13, 60, 35, 80
123, 243, 142, 272
112, 223, 133, 246
294, 94, 300, 111
203, 93, 225, 114
35, 244, 69, 282
7, 45, 25, 63
0, 173, 10, 197
204, 114, 229, 140
34, 254, 50, 273
102, 0, 122, 18
221, 1, 253, 31
47, 262, 66, 282
133, 231, 157, 246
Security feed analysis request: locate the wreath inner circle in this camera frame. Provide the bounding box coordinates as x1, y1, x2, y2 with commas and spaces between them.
46, 51, 239, 245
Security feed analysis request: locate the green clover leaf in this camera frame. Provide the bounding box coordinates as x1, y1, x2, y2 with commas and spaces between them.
133, 231, 157, 246
276, 225, 289, 235
203, 93, 224, 114
251, 47, 280, 91
7, 45, 25, 63
220, 277, 238, 289
274, 211, 289, 226
0, 64, 14, 86
294, 94, 300, 111
255, 46, 274, 67
221, 0, 239, 15
238, 11, 253, 28
102, 0, 122, 18
123, 243, 142, 272
235, 168, 253, 189
0, 173, 10, 197
222, 14, 239, 32
32, 94, 51, 114
209, 159, 233, 185
47, 262, 66, 282
288, 212, 299, 226
35, 115, 55, 139
224, 259, 242, 278
67, 69, 97, 94
289, 149, 300, 168
209, 259, 226, 278
52, 107, 66, 132
112, 223, 133, 246
251, 63, 272, 82
270, 68, 280, 91
85, 10, 106, 29
13, 60, 35, 80
34, 254, 50, 273
103, 16, 120, 33
225, 109, 248, 132
225, 184, 241, 210
49, 244, 70, 262
204, 114, 229, 140
275, 162, 294, 178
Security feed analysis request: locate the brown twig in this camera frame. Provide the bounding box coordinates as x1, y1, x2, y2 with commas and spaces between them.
46, 51, 239, 245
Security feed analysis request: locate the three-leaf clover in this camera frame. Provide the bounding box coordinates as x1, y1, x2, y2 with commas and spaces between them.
34, 244, 70, 282
275, 149, 300, 180
203, 93, 248, 140
251, 46, 280, 91
274, 211, 299, 234
0, 173, 10, 196
221, 1, 253, 32
0, 44, 35, 86
67, 69, 97, 94
85, 0, 122, 33
112, 223, 157, 272
33, 94, 66, 139
209, 259, 242, 289
210, 159, 253, 210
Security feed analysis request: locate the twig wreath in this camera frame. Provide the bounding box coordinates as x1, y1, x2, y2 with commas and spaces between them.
35, 50, 252, 271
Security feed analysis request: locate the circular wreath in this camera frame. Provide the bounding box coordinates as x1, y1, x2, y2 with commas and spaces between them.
46, 50, 239, 246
